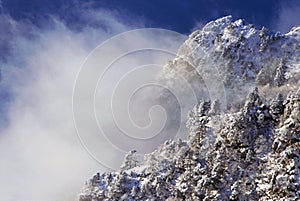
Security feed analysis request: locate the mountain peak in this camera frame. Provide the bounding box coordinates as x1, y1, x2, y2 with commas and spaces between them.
168, 16, 300, 111
78, 16, 300, 201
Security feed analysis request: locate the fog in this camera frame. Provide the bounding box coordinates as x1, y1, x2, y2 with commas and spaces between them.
0, 7, 191, 201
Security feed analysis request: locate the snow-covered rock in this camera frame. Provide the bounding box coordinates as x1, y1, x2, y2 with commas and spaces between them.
159, 15, 300, 111
78, 16, 300, 201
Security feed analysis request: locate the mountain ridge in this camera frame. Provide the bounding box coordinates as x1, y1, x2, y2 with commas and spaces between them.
78, 16, 300, 201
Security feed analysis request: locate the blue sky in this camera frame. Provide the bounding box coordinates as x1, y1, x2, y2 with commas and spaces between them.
0, 0, 297, 33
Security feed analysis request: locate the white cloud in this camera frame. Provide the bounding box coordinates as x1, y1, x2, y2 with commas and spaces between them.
0, 7, 187, 201
1, 22, 96, 201
0, 9, 132, 201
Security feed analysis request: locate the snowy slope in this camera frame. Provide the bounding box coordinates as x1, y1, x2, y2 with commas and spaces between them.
78, 16, 300, 201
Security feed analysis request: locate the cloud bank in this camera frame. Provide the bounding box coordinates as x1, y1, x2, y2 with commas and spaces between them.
0, 6, 190, 201
0, 8, 139, 201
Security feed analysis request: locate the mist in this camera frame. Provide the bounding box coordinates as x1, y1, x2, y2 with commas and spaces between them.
0, 5, 196, 201
0, 11, 117, 201
274, 0, 300, 33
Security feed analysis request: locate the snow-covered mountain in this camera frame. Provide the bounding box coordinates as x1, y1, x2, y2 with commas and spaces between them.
159, 16, 300, 111
78, 16, 300, 201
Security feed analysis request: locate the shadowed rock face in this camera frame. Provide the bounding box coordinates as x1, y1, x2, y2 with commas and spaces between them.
78, 17, 300, 201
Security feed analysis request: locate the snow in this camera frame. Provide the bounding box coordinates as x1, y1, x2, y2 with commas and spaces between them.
78, 16, 300, 201
125, 165, 147, 174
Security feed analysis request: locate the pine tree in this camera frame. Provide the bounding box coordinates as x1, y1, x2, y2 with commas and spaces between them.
270, 93, 284, 121
209, 99, 221, 115
120, 150, 139, 171
244, 87, 262, 112
274, 59, 287, 87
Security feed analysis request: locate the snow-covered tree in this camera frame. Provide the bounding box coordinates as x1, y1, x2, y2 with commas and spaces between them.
78, 16, 300, 201
274, 59, 287, 87
120, 150, 139, 171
